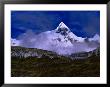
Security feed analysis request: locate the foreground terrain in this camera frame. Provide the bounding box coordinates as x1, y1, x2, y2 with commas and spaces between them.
11, 54, 100, 77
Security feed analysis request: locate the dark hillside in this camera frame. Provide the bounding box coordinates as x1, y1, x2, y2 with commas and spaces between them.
11, 46, 100, 77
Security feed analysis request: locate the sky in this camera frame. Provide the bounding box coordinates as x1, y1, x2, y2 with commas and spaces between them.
11, 11, 100, 38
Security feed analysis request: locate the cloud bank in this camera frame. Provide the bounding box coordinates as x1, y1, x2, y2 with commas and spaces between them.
12, 30, 99, 55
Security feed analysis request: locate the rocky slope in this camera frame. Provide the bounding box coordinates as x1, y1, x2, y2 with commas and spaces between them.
11, 46, 99, 59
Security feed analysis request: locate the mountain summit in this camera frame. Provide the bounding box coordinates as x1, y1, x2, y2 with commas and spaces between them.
56, 22, 70, 31
55, 22, 70, 36
11, 22, 100, 55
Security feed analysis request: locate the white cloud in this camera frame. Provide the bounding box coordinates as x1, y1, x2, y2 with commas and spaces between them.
12, 29, 99, 55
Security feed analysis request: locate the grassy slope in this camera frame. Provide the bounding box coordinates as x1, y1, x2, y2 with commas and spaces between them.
11, 55, 100, 77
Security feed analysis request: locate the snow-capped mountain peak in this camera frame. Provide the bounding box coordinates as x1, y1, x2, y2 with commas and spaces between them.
93, 34, 100, 39
89, 34, 100, 42
11, 22, 100, 55
57, 22, 69, 29
55, 22, 70, 35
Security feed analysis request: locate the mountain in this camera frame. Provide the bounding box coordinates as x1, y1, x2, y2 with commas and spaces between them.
11, 46, 99, 59
11, 22, 100, 55
11, 46, 58, 59
11, 39, 20, 46
11, 46, 100, 77
89, 34, 100, 43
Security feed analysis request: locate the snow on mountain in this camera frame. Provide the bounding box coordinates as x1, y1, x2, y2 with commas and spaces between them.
89, 34, 100, 43
11, 22, 100, 55
55, 22, 70, 33
11, 38, 21, 46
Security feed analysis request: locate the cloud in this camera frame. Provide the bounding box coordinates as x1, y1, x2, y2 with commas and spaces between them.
11, 11, 100, 55
12, 29, 99, 55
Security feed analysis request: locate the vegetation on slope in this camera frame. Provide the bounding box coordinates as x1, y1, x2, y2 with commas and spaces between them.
11, 54, 100, 77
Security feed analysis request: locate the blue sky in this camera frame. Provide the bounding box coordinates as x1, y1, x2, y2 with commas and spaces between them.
11, 11, 100, 38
